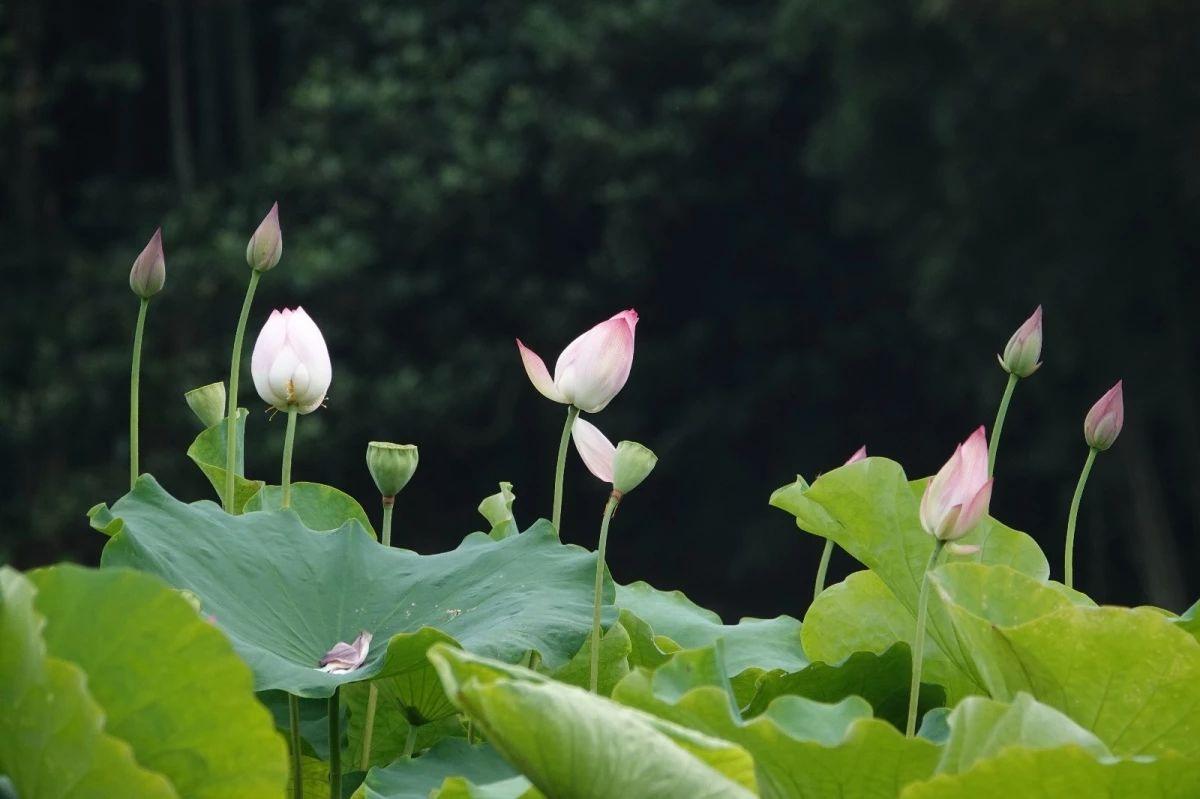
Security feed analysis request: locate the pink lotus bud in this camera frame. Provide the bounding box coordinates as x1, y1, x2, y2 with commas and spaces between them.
571, 417, 656, 495
998, 305, 1043, 377
844, 445, 867, 465
129, 227, 166, 299
1084, 380, 1124, 451
245, 202, 282, 272
319, 631, 372, 674
517, 310, 638, 413
919, 426, 994, 541
250, 307, 332, 414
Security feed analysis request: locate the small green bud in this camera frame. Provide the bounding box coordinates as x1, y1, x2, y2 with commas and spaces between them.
612, 440, 657, 496
184, 381, 227, 429
129, 227, 166, 299
246, 202, 282, 272
366, 442, 419, 497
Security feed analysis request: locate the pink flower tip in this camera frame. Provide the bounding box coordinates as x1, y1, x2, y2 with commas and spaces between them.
1084, 380, 1124, 451
844, 445, 867, 465
919, 427, 992, 541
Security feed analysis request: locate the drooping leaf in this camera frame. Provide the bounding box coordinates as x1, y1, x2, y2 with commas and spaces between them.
354, 739, 537, 799
429, 645, 759, 799
613, 645, 941, 799
94, 476, 612, 698
616, 580, 806, 704
477, 482, 520, 541
932, 562, 1200, 758
187, 409, 265, 511
244, 481, 376, 536
0, 567, 179, 799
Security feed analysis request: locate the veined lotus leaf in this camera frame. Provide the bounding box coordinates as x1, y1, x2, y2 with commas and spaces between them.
94, 476, 612, 698
244, 481, 376, 536
429, 645, 758, 799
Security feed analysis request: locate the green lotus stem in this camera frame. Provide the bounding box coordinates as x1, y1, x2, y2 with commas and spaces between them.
589, 493, 621, 693
906, 539, 946, 737
988, 373, 1019, 477
813, 539, 835, 602
288, 694, 303, 799
129, 297, 149, 489
552, 406, 580, 531
281, 406, 298, 509
381, 499, 394, 547
1064, 447, 1099, 589
466, 719, 475, 745
403, 722, 418, 758
360, 684, 379, 771
328, 689, 341, 799
224, 269, 261, 512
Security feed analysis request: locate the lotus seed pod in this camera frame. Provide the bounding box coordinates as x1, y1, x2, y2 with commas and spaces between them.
184, 381, 227, 429
612, 440, 657, 496
366, 442, 419, 498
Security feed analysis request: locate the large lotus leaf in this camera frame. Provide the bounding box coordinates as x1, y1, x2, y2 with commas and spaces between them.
744, 641, 945, 729
429, 645, 758, 799
0, 567, 178, 798
94, 476, 612, 698
613, 646, 940, 799
354, 739, 537, 799
187, 409, 264, 511
932, 563, 1200, 758
245, 481, 376, 536
802, 570, 978, 702
616, 580, 806, 705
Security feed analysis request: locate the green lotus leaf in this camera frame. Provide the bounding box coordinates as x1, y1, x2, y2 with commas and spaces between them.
1174, 599, 1199, 642
187, 409, 265, 511
343, 679, 463, 771
354, 739, 537, 799
95, 476, 612, 698
612, 645, 940, 798
616, 580, 806, 705
244, 481, 376, 536
476, 482, 520, 541
429, 645, 759, 799
931, 562, 1200, 758
0, 567, 179, 798
1, 564, 287, 798
744, 641, 945, 729
548, 618, 633, 696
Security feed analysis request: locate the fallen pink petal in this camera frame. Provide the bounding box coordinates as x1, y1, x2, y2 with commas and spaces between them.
318, 630, 373, 674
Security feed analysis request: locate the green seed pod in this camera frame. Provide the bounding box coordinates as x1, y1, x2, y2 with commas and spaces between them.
184, 381, 227, 429
612, 440, 657, 496
366, 442, 419, 498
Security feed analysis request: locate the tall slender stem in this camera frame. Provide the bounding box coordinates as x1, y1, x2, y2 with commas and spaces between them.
328, 689, 341, 799
288, 694, 303, 799
590, 493, 621, 693
224, 269, 261, 512
380, 499, 395, 547
906, 539, 946, 737
129, 298, 149, 489
402, 722, 418, 758
813, 539, 835, 602
551, 406, 580, 531
988, 373, 1019, 477
1064, 447, 1099, 589
281, 406, 298, 509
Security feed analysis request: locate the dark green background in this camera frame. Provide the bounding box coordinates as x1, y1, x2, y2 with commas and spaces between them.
3, 0, 1197, 617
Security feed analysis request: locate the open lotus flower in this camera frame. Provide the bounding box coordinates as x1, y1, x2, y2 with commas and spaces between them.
845, 445, 867, 465
919, 426, 994, 541
251, 307, 332, 413
1084, 380, 1124, 451
998, 305, 1043, 377
517, 310, 638, 413
318, 630, 372, 674
572, 417, 657, 495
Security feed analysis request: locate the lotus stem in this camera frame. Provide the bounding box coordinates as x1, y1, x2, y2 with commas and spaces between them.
129, 297, 149, 489
1064, 447, 1099, 589
906, 539, 946, 737
288, 694, 303, 799
281, 406, 298, 509
328, 688, 341, 798
813, 539, 834, 602
988, 373, 1019, 477
403, 722, 417, 758
380, 498, 394, 547
590, 492, 620, 692
552, 405, 581, 531
360, 495, 394, 770
224, 269, 261, 512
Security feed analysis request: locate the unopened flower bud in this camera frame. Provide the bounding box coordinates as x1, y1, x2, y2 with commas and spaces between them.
612, 440, 657, 496
844, 445, 867, 465
998, 305, 1043, 378
245, 202, 282, 272
129, 227, 166, 299
184, 382, 227, 429
366, 442, 419, 498
1084, 381, 1124, 451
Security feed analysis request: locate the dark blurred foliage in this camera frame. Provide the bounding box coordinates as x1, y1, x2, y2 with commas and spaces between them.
2, 0, 1198, 618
